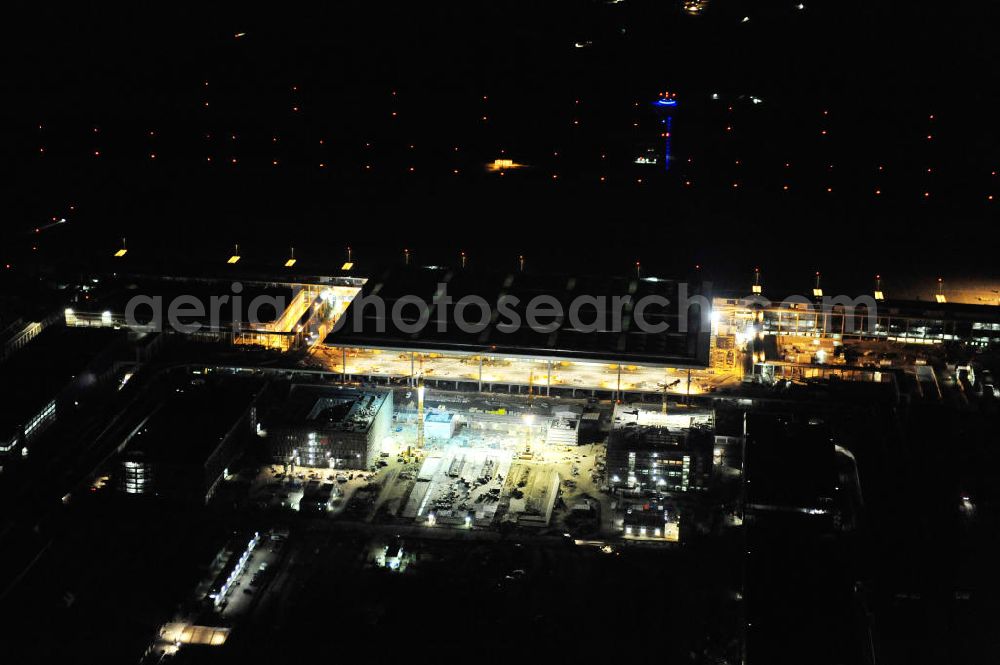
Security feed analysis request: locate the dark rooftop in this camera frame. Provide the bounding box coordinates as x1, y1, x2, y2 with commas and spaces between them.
71, 276, 296, 326
325, 265, 711, 366
0, 325, 124, 440
128, 375, 265, 463
745, 413, 836, 513
263, 383, 390, 432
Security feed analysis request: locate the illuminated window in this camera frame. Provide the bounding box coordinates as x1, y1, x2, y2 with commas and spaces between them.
25, 400, 56, 441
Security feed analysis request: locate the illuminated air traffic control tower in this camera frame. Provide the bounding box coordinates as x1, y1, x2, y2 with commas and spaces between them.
652, 91, 678, 172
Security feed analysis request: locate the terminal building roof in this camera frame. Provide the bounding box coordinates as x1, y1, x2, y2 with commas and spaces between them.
73, 277, 296, 325
325, 265, 712, 367
127, 376, 265, 463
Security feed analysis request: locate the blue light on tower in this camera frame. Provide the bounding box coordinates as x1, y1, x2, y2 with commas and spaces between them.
653, 92, 678, 172
663, 116, 673, 171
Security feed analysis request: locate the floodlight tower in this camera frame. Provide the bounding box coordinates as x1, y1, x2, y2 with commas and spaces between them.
522, 414, 535, 458
936, 277, 947, 303
416, 379, 425, 450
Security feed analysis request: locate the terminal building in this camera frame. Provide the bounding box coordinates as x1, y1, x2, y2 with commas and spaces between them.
322, 265, 713, 400
260, 384, 392, 470
64, 274, 362, 351
66, 264, 1000, 403
715, 293, 1000, 349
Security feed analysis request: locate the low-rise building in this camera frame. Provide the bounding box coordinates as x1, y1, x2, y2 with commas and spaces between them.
622, 499, 680, 541
299, 480, 337, 514
424, 410, 456, 440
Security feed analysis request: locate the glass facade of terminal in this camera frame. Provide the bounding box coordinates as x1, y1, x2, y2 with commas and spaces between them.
319, 346, 731, 398
715, 298, 1000, 347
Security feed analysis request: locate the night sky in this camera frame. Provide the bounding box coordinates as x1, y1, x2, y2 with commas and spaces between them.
4, 2, 999, 287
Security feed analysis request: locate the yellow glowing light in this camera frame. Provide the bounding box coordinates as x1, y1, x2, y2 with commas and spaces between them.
114, 248, 128, 257
341, 262, 354, 271
935, 294, 947, 303
227, 255, 241, 264
284, 258, 297, 267
486, 158, 525, 172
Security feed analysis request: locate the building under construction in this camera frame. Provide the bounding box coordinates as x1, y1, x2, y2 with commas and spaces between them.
260, 384, 392, 470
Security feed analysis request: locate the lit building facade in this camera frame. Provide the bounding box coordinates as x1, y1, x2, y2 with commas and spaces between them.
262, 384, 392, 470
607, 426, 713, 493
